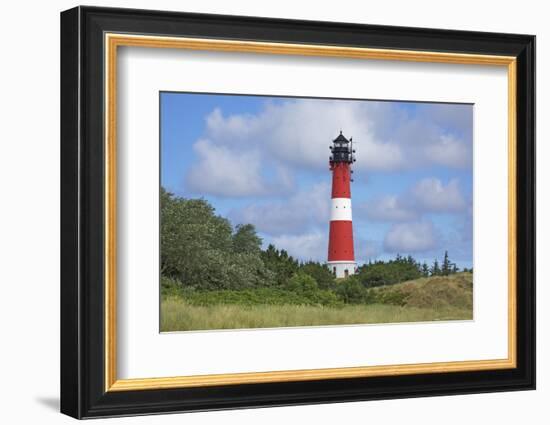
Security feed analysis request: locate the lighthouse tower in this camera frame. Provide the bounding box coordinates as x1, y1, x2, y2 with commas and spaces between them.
327, 131, 357, 278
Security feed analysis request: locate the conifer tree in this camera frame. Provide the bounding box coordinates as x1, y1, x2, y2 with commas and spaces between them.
441, 250, 451, 276
431, 259, 441, 276
421, 262, 430, 277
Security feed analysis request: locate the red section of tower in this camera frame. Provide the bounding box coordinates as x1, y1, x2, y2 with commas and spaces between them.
328, 221, 355, 261
327, 132, 356, 268
330, 162, 351, 198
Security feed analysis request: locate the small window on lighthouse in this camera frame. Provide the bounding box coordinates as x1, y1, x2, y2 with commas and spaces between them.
332, 267, 336, 275
344, 269, 349, 278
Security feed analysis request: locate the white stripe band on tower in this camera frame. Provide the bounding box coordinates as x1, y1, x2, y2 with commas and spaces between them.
330, 198, 352, 221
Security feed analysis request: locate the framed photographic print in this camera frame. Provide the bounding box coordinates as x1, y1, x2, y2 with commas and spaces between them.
60, 6, 535, 419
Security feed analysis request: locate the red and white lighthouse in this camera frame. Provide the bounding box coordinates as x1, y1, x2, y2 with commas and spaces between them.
327, 132, 357, 278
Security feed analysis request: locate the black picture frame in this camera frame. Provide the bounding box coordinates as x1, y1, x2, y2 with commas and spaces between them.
61, 5, 535, 419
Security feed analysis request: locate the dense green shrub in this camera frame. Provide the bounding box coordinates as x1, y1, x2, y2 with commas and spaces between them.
260, 244, 299, 286
356, 255, 423, 288
369, 288, 408, 306
299, 261, 336, 289
178, 287, 343, 308
286, 272, 318, 292
335, 277, 369, 304
160, 275, 183, 297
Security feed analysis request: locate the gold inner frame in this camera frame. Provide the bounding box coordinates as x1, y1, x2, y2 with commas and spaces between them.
104, 33, 517, 392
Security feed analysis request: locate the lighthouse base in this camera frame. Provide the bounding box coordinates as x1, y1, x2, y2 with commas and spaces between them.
327, 261, 357, 279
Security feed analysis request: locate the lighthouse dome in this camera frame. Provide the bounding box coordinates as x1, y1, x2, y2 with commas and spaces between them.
333, 131, 350, 144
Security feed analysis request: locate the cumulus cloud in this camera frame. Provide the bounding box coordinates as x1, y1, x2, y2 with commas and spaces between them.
361, 177, 468, 223
361, 195, 419, 222
202, 102, 405, 172
229, 183, 330, 236
269, 231, 327, 262
384, 220, 438, 253
197, 100, 471, 176
409, 178, 467, 213
185, 139, 294, 197
181, 99, 472, 199
362, 177, 469, 257
424, 134, 471, 168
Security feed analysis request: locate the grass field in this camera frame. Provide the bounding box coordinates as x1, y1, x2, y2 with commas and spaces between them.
160, 273, 473, 331
161, 300, 472, 332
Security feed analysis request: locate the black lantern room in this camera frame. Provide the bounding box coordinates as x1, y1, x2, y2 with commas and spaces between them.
329, 131, 356, 164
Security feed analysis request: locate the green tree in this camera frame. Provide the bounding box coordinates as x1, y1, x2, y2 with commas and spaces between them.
421, 262, 430, 277
356, 254, 422, 288
287, 272, 318, 293
260, 244, 299, 286
299, 261, 336, 289
160, 188, 273, 290
430, 259, 441, 276
335, 276, 367, 304
441, 251, 451, 276
232, 223, 262, 254
161, 188, 232, 282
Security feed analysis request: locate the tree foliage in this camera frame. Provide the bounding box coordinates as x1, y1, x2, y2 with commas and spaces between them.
232, 224, 262, 255
441, 250, 451, 276
355, 254, 423, 288
430, 259, 441, 276
161, 188, 274, 289
260, 244, 299, 286
287, 272, 318, 293
299, 261, 336, 289
335, 276, 369, 304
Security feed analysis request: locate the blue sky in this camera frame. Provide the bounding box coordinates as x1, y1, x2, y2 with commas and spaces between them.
161, 92, 473, 269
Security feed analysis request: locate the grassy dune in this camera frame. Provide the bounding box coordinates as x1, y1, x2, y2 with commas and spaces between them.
160, 273, 473, 331
369, 272, 473, 310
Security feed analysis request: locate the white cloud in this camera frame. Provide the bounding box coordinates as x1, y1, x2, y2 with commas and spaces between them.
424, 134, 471, 168
182, 99, 472, 198
360, 177, 468, 223
410, 178, 467, 213
205, 108, 255, 142
185, 139, 293, 197
361, 195, 419, 222
229, 182, 330, 235
384, 221, 438, 253
269, 231, 327, 262
201, 100, 452, 173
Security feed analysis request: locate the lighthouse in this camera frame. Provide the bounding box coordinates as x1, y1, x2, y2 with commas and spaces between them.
327, 131, 357, 278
